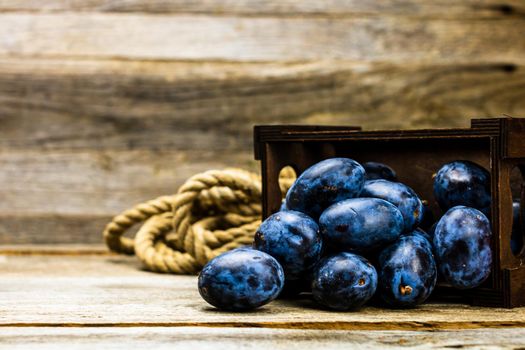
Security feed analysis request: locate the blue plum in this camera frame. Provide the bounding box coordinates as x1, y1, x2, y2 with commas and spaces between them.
511, 201, 523, 255
319, 198, 404, 252
433, 206, 492, 289
403, 228, 433, 252
433, 160, 491, 215
378, 234, 437, 308
312, 252, 377, 310
253, 210, 322, 281
198, 248, 284, 311
361, 179, 424, 231
285, 158, 365, 219
363, 161, 397, 181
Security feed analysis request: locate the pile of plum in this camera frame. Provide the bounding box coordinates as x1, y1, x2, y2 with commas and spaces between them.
198, 158, 494, 311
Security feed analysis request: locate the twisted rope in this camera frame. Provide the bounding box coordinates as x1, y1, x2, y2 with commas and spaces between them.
103, 167, 295, 274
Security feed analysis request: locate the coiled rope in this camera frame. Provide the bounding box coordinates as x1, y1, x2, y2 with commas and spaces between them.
103, 167, 295, 274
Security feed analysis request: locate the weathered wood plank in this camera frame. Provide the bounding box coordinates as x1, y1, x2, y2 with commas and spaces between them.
0, 0, 523, 19
1, 327, 525, 349
1, 59, 524, 153
0, 149, 256, 216
0, 149, 255, 244
0, 215, 114, 244
0, 244, 107, 254
1, 59, 524, 244
1, 255, 524, 327
0, 14, 524, 63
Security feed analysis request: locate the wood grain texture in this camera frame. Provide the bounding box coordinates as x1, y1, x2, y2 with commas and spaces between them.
1, 59, 524, 244
0, 149, 255, 215
1, 58, 523, 152
0, 244, 107, 255
0, 214, 113, 245
1, 255, 525, 327
0, 0, 523, 246
0, 14, 524, 63
0, 0, 523, 19
0, 148, 255, 244
1, 327, 525, 350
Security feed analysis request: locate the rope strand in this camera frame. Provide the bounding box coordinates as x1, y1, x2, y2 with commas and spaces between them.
103, 168, 294, 274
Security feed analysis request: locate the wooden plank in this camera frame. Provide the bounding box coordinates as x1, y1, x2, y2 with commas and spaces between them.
0, 214, 112, 244
1, 255, 525, 327
0, 244, 107, 254
0, 58, 308, 151
1, 327, 525, 349
1, 58, 524, 244
1, 59, 524, 153
0, 149, 256, 216
0, 149, 255, 244
0, 0, 523, 19
0, 14, 524, 63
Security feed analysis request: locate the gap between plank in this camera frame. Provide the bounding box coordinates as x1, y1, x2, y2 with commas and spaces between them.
0, 245, 111, 256
1, 321, 525, 331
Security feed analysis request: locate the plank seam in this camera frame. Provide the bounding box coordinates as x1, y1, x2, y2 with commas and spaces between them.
0, 9, 522, 20
1, 321, 525, 331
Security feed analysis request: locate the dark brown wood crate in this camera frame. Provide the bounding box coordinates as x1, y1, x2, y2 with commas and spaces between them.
254, 117, 525, 308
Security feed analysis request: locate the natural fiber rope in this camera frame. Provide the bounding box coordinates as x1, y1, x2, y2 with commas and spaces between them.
103, 167, 295, 274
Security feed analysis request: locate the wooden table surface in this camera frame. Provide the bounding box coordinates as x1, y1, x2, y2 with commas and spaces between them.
2, 247, 525, 349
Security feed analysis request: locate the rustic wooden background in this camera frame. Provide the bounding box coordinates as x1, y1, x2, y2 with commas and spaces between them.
1, 0, 524, 245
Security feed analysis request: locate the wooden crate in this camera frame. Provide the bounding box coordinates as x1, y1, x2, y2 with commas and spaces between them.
254, 117, 525, 308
